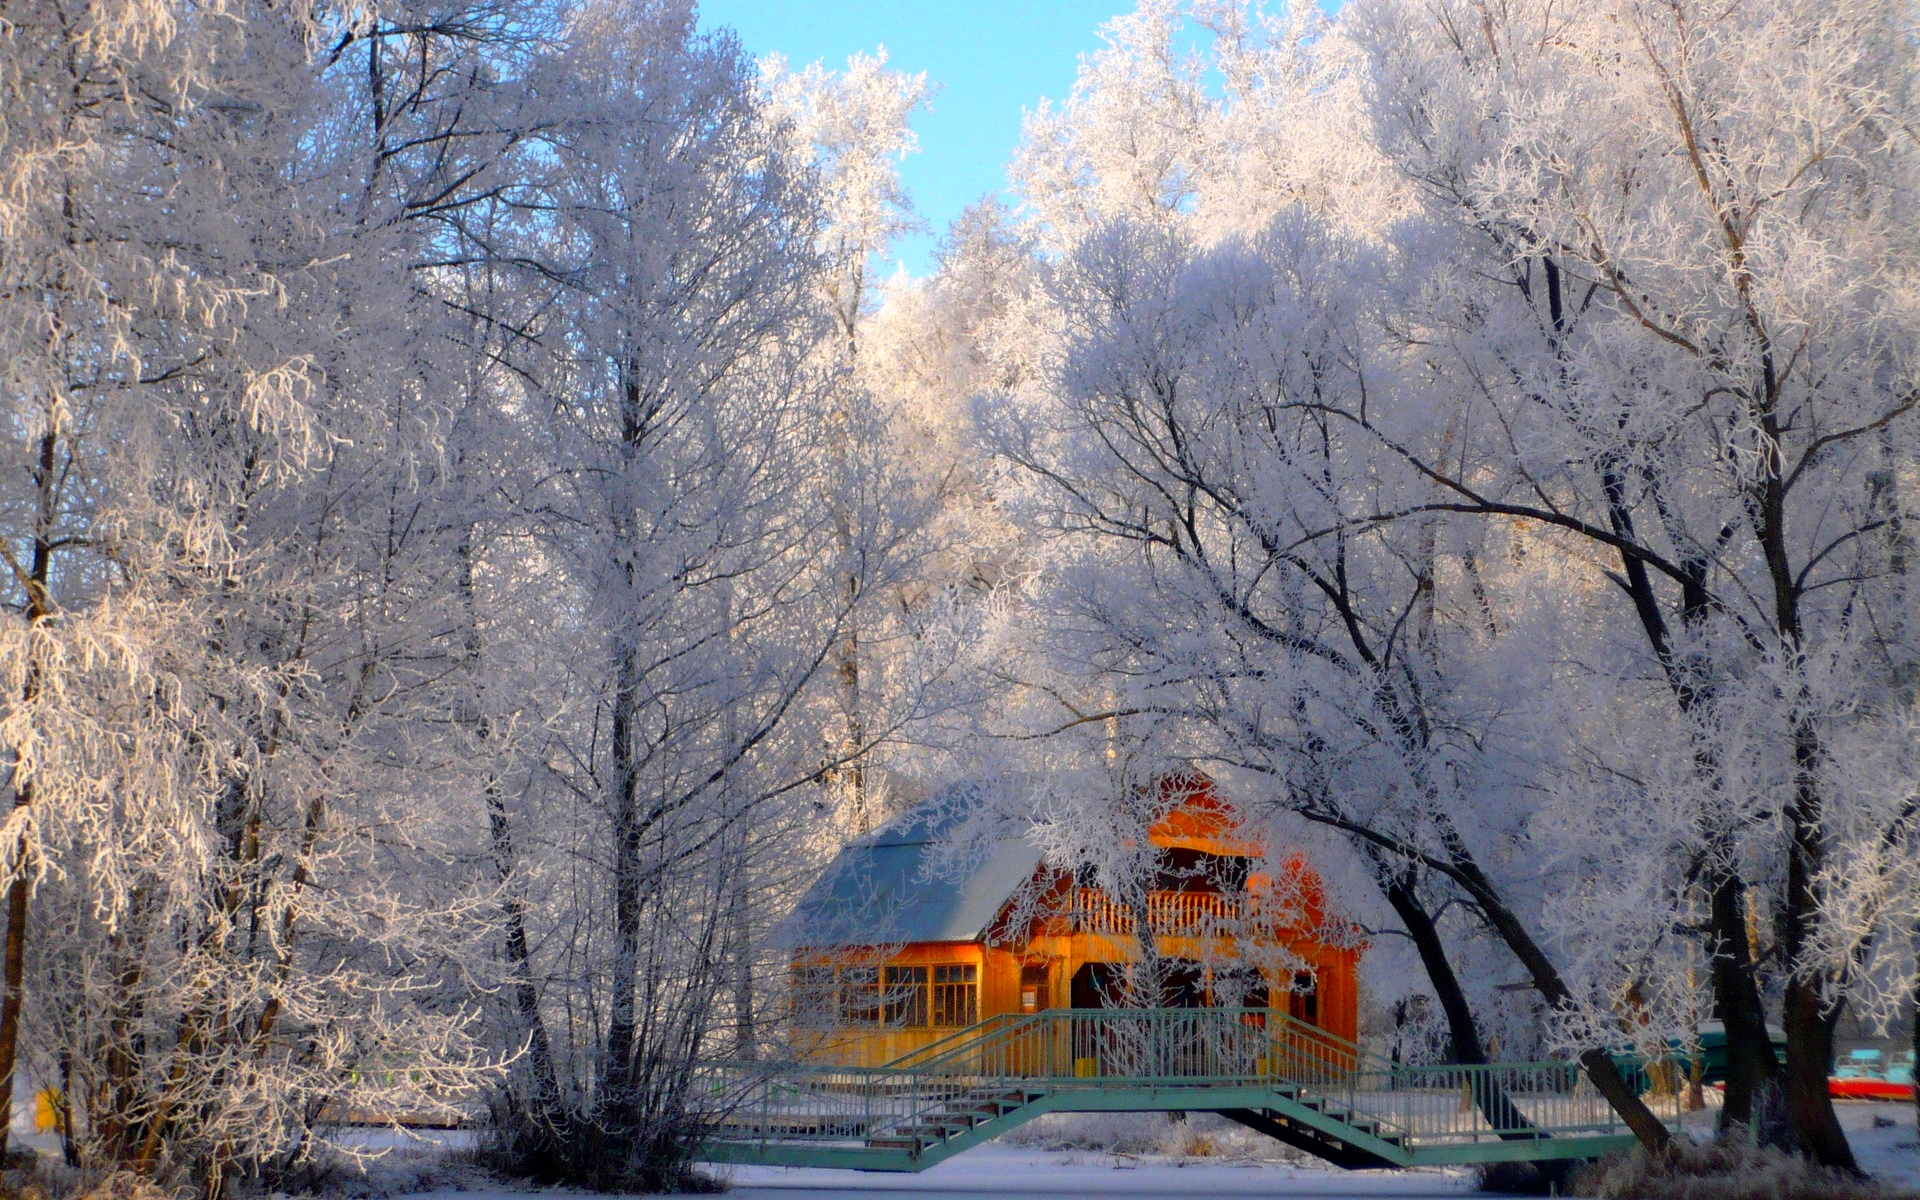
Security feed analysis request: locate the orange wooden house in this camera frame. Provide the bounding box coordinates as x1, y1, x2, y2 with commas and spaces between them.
785, 775, 1363, 1066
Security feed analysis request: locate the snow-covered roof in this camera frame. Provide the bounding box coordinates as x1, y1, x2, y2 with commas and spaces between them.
781, 781, 1044, 949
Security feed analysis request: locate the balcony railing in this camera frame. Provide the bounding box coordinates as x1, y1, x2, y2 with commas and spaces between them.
1070, 887, 1282, 937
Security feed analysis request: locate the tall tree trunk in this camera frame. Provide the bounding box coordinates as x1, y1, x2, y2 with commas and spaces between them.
598, 643, 645, 1180
1706, 872, 1783, 1135
1778, 719, 1856, 1170
1378, 863, 1483, 1064
487, 792, 563, 1136
0, 850, 33, 1162
0, 427, 63, 1159
832, 262, 868, 832
725, 841, 756, 1059
1780, 978, 1848, 1166
1752, 402, 1856, 1168
717, 579, 754, 1060
835, 592, 866, 830
456, 524, 563, 1142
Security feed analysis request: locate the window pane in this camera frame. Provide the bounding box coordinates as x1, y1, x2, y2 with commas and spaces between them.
841, 966, 881, 1024
792, 966, 837, 1028
1287, 970, 1318, 1027
931, 964, 978, 1026
883, 966, 928, 1027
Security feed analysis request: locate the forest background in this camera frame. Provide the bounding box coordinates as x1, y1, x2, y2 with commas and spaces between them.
1, 0, 1917, 1192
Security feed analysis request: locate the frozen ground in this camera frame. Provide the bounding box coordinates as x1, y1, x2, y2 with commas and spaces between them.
145, 1097, 1911, 1200
685, 1102, 1916, 1198
698, 1143, 1475, 1199
1839, 1098, 1920, 1192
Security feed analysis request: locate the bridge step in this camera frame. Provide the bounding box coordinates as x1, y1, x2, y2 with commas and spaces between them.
1214, 1107, 1400, 1171
863, 1087, 1051, 1153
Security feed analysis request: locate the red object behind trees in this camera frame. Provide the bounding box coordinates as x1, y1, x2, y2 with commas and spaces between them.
1828, 1077, 1916, 1101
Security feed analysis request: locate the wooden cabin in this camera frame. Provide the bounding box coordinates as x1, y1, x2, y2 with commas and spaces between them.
785, 775, 1363, 1066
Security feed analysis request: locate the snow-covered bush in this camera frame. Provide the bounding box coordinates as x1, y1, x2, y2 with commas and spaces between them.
996, 1111, 1296, 1161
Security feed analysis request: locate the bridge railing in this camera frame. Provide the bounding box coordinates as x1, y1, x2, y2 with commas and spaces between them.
1344, 1058, 1687, 1145
878, 1011, 1038, 1072
697, 1065, 880, 1143
706, 1007, 1689, 1152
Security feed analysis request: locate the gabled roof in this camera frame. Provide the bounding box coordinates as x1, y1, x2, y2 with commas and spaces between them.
782, 780, 1044, 949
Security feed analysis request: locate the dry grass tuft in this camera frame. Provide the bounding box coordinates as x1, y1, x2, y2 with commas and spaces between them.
1171, 1131, 1219, 1158
1571, 1141, 1920, 1200
68, 1176, 179, 1200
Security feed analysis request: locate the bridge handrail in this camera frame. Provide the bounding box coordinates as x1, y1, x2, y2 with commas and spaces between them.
878, 1011, 1043, 1071
897, 1006, 1393, 1082
863, 1005, 1389, 1077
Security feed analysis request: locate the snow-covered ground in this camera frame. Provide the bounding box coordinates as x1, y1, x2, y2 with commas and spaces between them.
241, 1099, 1917, 1199
1838, 1099, 1920, 1192
699, 1144, 1475, 1199
686, 1103, 1918, 1198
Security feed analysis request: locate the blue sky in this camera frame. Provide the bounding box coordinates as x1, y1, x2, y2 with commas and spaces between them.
697, 1, 1142, 276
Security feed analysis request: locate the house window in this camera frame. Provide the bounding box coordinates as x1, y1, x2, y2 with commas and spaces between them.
883, 966, 928, 1027
792, 966, 838, 1028
1020, 963, 1049, 1012
1287, 970, 1318, 1027
800, 962, 977, 1028
932, 964, 978, 1027
840, 966, 882, 1025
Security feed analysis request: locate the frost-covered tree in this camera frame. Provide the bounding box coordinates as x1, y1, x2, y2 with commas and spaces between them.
989, 0, 1656, 1137
763, 47, 930, 355
968, 0, 1920, 1167
1010, 0, 1403, 249
0, 0, 536, 1187
1340, 0, 1920, 1165
760, 47, 933, 831
426, 5, 963, 1189
981, 210, 1671, 1150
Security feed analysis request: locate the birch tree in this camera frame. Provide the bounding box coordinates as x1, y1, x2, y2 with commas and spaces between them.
761, 49, 931, 831
0, 0, 548, 1186
451, 5, 949, 1187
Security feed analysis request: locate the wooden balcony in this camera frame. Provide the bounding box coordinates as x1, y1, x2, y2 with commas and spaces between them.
1070, 887, 1273, 937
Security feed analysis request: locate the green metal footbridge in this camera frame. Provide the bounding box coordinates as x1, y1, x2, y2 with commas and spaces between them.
700, 1008, 1686, 1173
